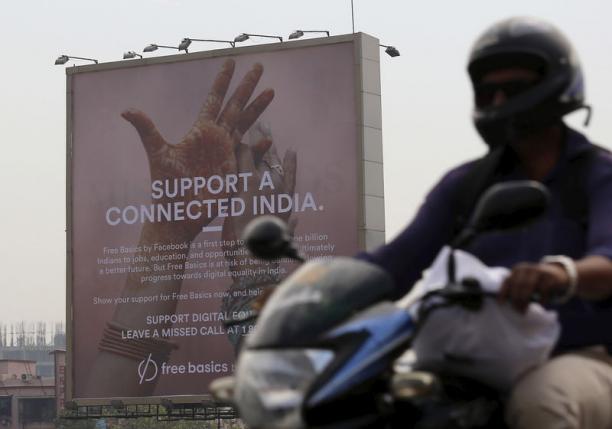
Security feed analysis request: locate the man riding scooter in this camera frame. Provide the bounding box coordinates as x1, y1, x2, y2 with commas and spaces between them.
362, 16, 612, 429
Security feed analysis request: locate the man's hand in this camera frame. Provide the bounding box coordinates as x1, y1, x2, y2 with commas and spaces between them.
122, 59, 274, 240
499, 262, 570, 313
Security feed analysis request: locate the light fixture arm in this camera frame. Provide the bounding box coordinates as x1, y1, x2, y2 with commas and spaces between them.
238, 33, 283, 42
315, 30, 330, 36
144, 44, 184, 54
55, 55, 98, 65
255, 33, 282, 42
288, 30, 331, 40
71, 55, 98, 64
189, 38, 236, 48
302, 30, 330, 36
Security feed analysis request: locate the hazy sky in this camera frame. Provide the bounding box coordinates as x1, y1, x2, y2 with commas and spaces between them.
1, 0, 611, 323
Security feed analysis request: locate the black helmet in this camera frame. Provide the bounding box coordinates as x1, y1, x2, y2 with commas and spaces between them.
468, 16, 588, 147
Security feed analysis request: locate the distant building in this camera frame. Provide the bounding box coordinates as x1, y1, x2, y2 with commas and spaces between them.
0, 323, 66, 378
0, 348, 55, 379
0, 359, 56, 429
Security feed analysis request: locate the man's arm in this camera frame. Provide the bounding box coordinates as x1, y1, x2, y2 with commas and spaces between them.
574, 255, 612, 300
359, 162, 473, 298
500, 150, 612, 312
500, 255, 612, 313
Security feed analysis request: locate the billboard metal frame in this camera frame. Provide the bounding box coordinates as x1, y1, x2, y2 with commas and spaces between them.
60, 402, 237, 422
65, 32, 385, 406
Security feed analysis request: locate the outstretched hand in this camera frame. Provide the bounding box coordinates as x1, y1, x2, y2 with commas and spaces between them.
122, 59, 274, 240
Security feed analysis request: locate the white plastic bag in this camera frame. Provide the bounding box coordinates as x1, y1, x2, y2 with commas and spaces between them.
410, 247, 560, 391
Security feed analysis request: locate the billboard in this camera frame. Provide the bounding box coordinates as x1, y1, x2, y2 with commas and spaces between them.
66, 33, 385, 403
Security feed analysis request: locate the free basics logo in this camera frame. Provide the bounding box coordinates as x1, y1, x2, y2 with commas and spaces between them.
138, 354, 231, 384
138, 353, 158, 384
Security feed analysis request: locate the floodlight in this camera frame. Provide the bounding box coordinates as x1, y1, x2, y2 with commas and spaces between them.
234, 33, 283, 43
380, 44, 400, 57
54, 55, 98, 65
123, 51, 143, 59
178, 38, 192, 51
288, 30, 330, 40
179, 37, 235, 52
143, 44, 182, 53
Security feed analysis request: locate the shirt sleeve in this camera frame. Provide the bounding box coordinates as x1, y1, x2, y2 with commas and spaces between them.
586, 151, 612, 260
358, 162, 474, 298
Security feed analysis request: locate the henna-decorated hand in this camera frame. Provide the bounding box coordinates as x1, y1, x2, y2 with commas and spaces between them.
122, 59, 274, 241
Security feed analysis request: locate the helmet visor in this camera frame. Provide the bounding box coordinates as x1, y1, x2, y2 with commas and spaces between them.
474, 79, 539, 108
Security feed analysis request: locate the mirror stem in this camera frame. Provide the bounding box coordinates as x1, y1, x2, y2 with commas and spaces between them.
287, 245, 306, 263
447, 248, 457, 284
450, 228, 476, 250
448, 228, 475, 285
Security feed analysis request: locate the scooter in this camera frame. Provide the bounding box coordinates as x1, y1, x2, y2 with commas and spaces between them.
210, 181, 550, 429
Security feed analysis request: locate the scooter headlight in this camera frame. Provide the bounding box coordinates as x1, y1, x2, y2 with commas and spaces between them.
234, 349, 334, 429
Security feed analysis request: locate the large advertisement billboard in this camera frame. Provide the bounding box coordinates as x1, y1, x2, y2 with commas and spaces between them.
66, 33, 384, 402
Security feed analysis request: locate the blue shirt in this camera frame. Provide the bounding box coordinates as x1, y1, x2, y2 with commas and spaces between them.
363, 127, 612, 352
